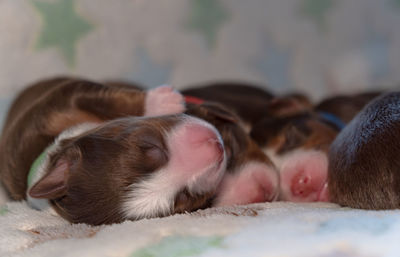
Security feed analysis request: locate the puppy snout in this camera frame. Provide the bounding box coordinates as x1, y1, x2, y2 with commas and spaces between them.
184, 122, 224, 158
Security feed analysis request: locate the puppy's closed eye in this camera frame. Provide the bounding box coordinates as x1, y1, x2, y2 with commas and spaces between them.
140, 142, 168, 165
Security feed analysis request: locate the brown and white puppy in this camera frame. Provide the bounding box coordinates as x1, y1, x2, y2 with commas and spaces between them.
250, 107, 336, 203
328, 92, 400, 209
251, 92, 382, 203
0, 77, 228, 225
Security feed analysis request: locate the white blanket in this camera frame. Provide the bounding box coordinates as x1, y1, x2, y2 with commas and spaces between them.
1, 200, 400, 257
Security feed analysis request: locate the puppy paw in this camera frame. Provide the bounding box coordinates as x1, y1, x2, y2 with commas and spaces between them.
215, 162, 279, 207
144, 85, 185, 116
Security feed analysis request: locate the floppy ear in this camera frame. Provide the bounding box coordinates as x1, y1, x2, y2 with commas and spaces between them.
29, 158, 70, 199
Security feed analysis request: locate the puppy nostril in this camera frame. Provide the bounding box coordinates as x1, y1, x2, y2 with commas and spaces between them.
299, 176, 309, 184
292, 173, 312, 196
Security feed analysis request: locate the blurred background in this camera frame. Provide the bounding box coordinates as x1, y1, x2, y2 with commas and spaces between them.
1, 0, 400, 125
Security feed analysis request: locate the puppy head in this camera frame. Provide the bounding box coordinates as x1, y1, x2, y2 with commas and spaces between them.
29, 114, 226, 225
251, 112, 337, 203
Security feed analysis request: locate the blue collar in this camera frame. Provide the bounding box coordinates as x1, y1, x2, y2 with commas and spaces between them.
318, 111, 346, 131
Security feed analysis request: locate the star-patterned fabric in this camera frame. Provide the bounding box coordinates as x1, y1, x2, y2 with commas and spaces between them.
32, 0, 93, 66
0, 0, 399, 104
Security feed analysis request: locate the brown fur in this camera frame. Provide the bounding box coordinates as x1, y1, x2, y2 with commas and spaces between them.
183, 82, 313, 128
0, 77, 146, 200
328, 92, 400, 209
250, 112, 338, 155
182, 82, 275, 126
315, 91, 381, 123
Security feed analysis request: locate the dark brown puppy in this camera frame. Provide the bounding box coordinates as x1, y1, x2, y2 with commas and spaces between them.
328, 92, 400, 209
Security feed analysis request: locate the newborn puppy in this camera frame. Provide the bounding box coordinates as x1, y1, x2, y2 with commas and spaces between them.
328, 92, 400, 209
0, 77, 227, 225
185, 102, 279, 206
251, 91, 382, 203
251, 107, 336, 202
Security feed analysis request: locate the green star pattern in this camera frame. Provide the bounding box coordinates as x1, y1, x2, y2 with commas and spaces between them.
391, 0, 400, 8
300, 0, 333, 30
131, 235, 223, 257
32, 0, 93, 66
0, 206, 8, 216
185, 0, 229, 48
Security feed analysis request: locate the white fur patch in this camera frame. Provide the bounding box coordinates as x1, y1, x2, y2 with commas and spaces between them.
263, 147, 286, 170
122, 156, 226, 219
122, 158, 225, 219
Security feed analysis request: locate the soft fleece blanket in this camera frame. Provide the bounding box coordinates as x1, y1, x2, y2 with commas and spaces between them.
1, 199, 400, 257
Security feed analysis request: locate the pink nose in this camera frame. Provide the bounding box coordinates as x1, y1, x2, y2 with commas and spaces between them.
287, 168, 328, 202
291, 171, 315, 197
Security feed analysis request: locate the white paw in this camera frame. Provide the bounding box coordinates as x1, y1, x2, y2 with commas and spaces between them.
144, 85, 185, 116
